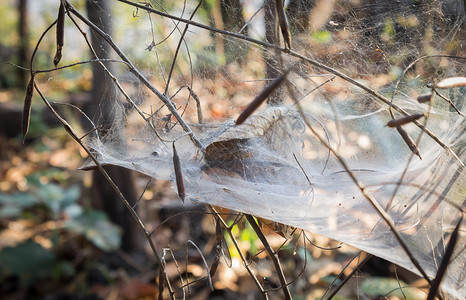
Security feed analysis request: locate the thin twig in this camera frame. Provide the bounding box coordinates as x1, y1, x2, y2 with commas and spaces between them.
385, 89, 433, 210
164, 0, 202, 95
303, 232, 342, 251
210, 206, 268, 299
64, 0, 205, 151
293, 153, 312, 186
393, 266, 407, 300
433, 87, 465, 117
239, 2, 264, 34
426, 215, 463, 300
35, 59, 131, 73
132, 178, 152, 209
363, 182, 464, 213
163, 247, 186, 299
325, 254, 372, 300
33, 83, 175, 300
114, 0, 465, 166
321, 250, 363, 299
170, 85, 204, 123
288, 81, 435, 287
264, 231, 309, 293
186, 240, 213, 291
65, 12, 170, 148
245, 214, 292, 300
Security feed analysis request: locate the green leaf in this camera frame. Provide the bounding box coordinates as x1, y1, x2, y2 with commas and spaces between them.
0, 192, 38, 207
62, 185, 81, 207
0, 205, 22, 218
0, 241, 57, 286
38, 184, 64, 217
26, 168, 68, 185
0, 192, 38, 217
65, 210, 121, 251
63, 203, 83, 218
311, 30, 333, 44
37, 184, 81, 218
52, 261, 75, 282
361, 277, 422, 299
381, 17, 395, 45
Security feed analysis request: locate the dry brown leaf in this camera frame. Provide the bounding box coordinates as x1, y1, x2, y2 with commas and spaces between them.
417, 93, 432, 103
257, 217, 295, 239
206, 106, 299, 161
224, 106, 291, 141
435, 76, 466, 89
204, 107, 303, 181
117, 280, 157, 300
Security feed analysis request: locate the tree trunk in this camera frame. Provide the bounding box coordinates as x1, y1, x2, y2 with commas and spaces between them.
17, 0, 28, 88
220, 0, 248, 63
85, 0, 142, 253
287, 0, 315, 33
264, 0, 284, 105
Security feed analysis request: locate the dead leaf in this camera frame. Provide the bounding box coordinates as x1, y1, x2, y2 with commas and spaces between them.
257, 217, 295, 239
434, 77, 466, 89
204, 107, 303, 181
207, 106, 300, 157
118, 280, 157, 300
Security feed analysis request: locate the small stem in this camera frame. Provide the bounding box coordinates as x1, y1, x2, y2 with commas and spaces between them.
64, 0, 205, 152
292, 93, 434, 287
114, 0, 465, 166
324, 254, 372, 300
210, 207, 268, 299
245, 214, 292, 300
33, 83, 175, 300
164, 0, 202, 95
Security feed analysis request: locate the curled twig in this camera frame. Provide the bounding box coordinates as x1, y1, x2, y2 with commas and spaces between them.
210, 218, 222, 278
171, 85, 204, 124
186, 240, 213, 291
245, 214, 291, 300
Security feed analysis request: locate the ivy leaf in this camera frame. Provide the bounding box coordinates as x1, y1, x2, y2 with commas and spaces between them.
0, 192, 38, 218
0, 241, 57, 286
361, 277, 422, 299
65, 210, 121, 252
37, 184, 81, 218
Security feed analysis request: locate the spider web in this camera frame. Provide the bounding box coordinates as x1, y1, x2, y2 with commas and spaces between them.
77, 0, 466, 297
